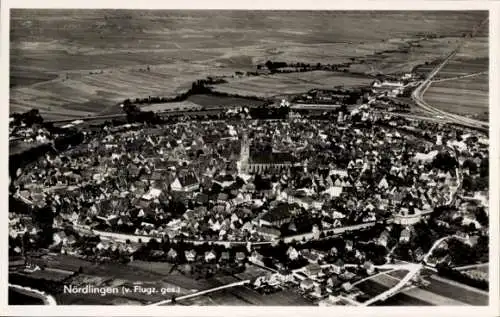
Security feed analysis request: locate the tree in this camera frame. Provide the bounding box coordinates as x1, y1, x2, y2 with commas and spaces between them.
147, 238, 159, 250
474, 207, 488, 227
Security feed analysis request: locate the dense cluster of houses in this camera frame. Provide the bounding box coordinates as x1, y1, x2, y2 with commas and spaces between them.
250, 245, 378, 301
9, 93, 488, 275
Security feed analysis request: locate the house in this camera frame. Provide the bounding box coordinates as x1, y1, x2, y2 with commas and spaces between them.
377, 230, 390, 248
287, 246, 299, 261
185, 249, 197, 262
142, 188, 162, 201
341, 282, 353, 292
300, 279, 315, 291
213, 174, 235, 188
259, 204, 292, 227
399, 228, 411, 243
167, 248, 178, 260
65, 235, 77, 246
277, 269, 294, 283
52, 231, 68, 245
205, 250, 217, 263
220, 251, 231, 263
266, 273, 281, 287
378, 177, 389, 190
345, 240, 354, 252
301, 249, 321, 264
256, 226, 281, 240
236, 252, 247, 262
311, 285, 325, 298
322, 186, 343, 198
171, 173, 199, 192
329, 247, 338, 257
331, 258, 345, 275
249, 251, 265, 266
363, 261, 375, 275
304, 263, 322, 278
96, 241, 110, 251
326, 276, 342, 290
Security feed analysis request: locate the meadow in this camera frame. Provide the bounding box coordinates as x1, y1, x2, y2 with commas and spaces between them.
10, 10, 488, 120
424, 73, 488, 119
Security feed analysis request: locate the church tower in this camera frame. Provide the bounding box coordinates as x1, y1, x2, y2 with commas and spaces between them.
239, 131, 250, 174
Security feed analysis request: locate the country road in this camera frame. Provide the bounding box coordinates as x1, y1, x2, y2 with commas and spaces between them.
411, 17, 489, 132
431, 71, 488, 83
149, 279, 250, 306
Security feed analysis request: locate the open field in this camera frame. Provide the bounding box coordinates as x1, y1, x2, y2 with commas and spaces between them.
421, 275, 488, 305
234, 264, 272, 281
196, 286, 312, 306
356, 279, 393, 302
186, 94, 266, 108
374, 292, 432, 306
213, 71, 373, 98
413, 35, 488, 78
423, 73, 488, 118
11, 10, 488, 120
350, 37, 461, 75
418, 58, 488, 79
127, 260, 177, 276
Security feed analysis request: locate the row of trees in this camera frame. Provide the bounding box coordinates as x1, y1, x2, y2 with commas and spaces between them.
259, 60, 347, 74
249, 105, 290, 119
10, 109, 44, 127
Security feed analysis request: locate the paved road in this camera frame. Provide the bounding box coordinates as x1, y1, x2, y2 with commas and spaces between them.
423, 236, 453, 265
411, 18, 489, 132
361, 263, 422, 306
149, 279, 250, 306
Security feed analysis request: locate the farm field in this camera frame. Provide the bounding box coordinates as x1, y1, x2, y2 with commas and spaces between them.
422, 275, 488, 305
350, 37, 462, 75
199, 286, 312, 306
413, 36, 488, 78
401, 286, 468, 306
423, 73, 488, 119
10, 10, 488, 120
418, 58, 488, 80
356, 279, 393, 302
141, 93, 267, 113
212, 71, 373, 98
186, 94, 266, 108
234, 264, 274, 281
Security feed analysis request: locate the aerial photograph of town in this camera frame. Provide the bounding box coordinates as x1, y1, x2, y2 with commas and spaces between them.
7, 9, 491, 308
